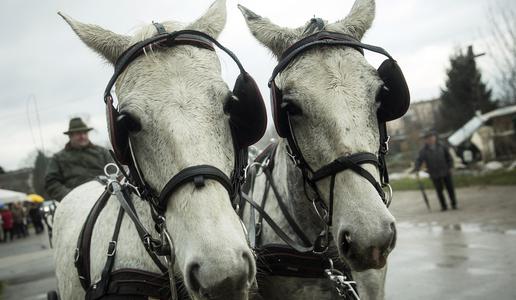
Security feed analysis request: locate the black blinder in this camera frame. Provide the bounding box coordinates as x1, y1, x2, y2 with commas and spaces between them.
227, 72, 267, 148
376, 59, 410, 122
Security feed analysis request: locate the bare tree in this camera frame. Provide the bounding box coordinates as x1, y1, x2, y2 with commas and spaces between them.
487, 3, 516, 106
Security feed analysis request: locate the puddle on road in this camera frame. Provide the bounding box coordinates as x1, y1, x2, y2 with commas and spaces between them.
398, 221, 515, 235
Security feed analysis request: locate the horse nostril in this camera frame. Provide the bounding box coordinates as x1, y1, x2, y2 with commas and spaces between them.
339, 230, 353, 255
388, 222, 397, 251
186, 262, 201, 293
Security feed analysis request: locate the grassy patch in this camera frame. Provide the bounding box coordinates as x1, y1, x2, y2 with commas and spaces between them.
390, 169, 516, 191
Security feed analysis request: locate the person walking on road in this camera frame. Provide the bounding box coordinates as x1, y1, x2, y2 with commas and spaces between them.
29, 203, 44, 234
45, 117, 112, 201
11, 202, 27, 238
1, 206, 14, 242
414, 130, 458, 211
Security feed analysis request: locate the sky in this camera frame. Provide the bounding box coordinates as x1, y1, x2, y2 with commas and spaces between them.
0, 0, 513, 170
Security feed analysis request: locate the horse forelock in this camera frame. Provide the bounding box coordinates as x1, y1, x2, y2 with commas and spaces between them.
130, 21, 186, 44
302, 17, 327, 35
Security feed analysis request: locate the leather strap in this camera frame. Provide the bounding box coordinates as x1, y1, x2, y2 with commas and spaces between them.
255, 244, 352, 279
76, 190, 111, 290
96, 268, 171, 299
269, 31, 394, 86
122, 189, 168, 273
240, 192, 313, 253
311, 153, 385, 202
157, 165, 233, 214
263, 168, 312, 246
86, 207, 125, 300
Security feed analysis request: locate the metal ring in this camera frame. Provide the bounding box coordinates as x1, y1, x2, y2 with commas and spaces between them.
106, 181, 118, 195
244, 161, 267, 178
163, 229, 176, 260
382, 183, 393, 207
238, 218, 249, 239
104, 163, 120, 177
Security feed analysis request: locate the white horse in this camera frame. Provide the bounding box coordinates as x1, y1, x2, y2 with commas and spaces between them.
53, 1, 257, 299
238, 0, 397, 299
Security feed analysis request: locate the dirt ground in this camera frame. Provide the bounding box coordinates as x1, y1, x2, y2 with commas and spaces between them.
389, 185, 516, 232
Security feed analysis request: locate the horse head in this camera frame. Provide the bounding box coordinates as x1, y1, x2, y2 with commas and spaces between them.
60, 0, 258, 298
239, 0, 401, 271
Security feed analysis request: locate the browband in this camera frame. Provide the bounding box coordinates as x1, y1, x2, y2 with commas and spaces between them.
269, 31, 394, 86
104, 29, 247, 101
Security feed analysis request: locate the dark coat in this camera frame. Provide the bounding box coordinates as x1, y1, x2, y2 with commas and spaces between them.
44, 143, 112, 201
415, 142, 454, 179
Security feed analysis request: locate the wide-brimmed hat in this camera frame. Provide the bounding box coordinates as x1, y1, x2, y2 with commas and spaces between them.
63, 117, 93, 135
421, 129, 437, 138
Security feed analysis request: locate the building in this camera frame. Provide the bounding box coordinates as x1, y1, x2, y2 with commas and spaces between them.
0, 168, 34, 194
387, 98, 441, 154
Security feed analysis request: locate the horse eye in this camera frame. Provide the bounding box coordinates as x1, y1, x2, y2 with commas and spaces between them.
282, 96, 303, 116
117, 113, 142, 132
223, 93, 238, 114
376, 84, 389, 103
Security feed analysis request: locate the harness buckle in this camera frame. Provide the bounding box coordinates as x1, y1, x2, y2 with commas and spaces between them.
285, 144, 299, 166
380, 135, 390, 155
107, 241, 117, 257
124, 182, 142, 198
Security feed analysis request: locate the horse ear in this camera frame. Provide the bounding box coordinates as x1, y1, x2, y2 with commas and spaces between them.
58, 12, 130, 64
187, 0, 227, 39
325, 0, 375, 40
237, 4, 300, 59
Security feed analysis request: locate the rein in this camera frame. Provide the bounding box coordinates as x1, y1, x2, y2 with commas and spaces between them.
240, 143, 360, 299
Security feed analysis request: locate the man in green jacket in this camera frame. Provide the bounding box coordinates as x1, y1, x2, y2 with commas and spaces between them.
45, 117, 112, 201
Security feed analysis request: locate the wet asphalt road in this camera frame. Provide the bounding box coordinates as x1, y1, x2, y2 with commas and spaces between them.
386, 222, 516, 300
0, 228, 55, 300
0, 186, 515, 299
385, 185, 516, 300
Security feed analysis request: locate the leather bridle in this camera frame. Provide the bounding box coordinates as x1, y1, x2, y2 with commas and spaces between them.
75, 27, 261, 300
104, 29, 252, 214
242, 64, 392, 257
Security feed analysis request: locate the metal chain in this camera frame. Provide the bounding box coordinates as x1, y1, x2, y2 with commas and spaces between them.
162, 228, 178, 300
324, 259, 360, 300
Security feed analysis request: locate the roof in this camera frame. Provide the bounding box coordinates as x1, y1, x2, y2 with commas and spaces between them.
448, 105, 516, 146
0, 188, 27, 205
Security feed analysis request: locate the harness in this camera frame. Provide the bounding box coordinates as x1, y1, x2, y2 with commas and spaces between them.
75, 170, 173, 300
73, 24, 267, 300
240, 143, 359, 299
236, 29, 409, 300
